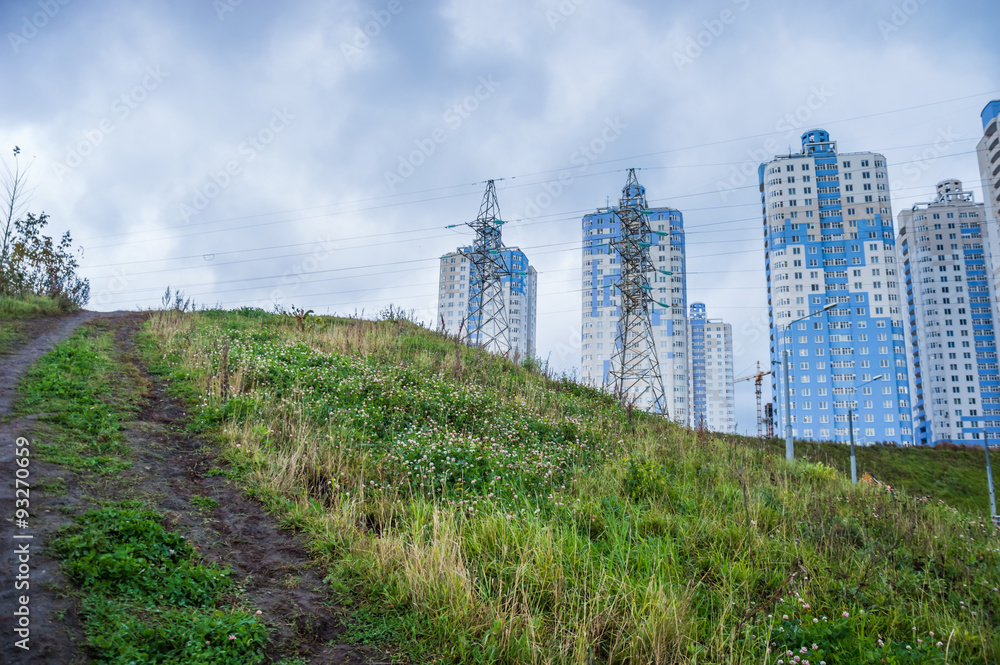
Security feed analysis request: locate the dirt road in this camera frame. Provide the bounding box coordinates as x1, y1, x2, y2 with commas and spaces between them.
0, 312, 388, 664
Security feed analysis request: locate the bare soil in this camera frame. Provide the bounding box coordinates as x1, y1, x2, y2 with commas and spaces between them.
1, 312, 390, 664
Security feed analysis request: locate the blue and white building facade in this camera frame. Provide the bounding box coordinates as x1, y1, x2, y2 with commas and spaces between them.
580, 191, 690, 422
437, 247, 537, 358
689, 303, 736, 432
977, 100, 1000, 296
898, 180, 999, 446
760, 130, 913, 445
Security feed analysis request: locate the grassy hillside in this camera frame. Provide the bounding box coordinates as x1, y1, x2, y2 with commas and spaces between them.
760, 438, 999, 517
141, 308, 1000, 664
0, 293, 72, 354
0, 292, 74, 318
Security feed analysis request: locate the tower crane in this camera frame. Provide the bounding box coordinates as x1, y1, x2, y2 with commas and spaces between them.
735, 361, 772, 439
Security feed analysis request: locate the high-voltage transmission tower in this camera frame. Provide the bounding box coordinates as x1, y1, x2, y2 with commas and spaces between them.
464, 179, 511, 356
609, 169, 668, 415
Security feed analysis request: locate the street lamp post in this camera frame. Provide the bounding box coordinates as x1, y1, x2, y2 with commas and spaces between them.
984, 430, 997, 519
780, 302, 837, 462
849, 374, 885, 484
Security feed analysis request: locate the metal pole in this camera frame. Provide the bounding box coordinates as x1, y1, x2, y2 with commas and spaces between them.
778, 303, 836, 464
985, 432, 997, 518
784, 348, 793, 461
849, 408, 857, 484
850, 374, 882, 485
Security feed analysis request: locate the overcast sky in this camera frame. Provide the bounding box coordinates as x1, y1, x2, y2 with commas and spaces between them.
2, 0, 998, 433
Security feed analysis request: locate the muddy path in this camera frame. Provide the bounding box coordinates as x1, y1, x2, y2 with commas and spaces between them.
0, 310, 107, 664
1, 313, 390, 664
0, 311, 102, 416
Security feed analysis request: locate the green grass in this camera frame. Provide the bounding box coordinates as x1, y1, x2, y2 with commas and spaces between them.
763, 438, 1000, 516
0, 318, 26, 355
0, 292, 72, 319
51, 505, 267, 664
191, 495, 220, 512
142, 308, 1000, 664
15, 321, 142, 473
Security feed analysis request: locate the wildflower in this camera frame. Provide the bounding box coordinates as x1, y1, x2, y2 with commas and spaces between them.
842, 611, 849, 618
229, 635, 237, 641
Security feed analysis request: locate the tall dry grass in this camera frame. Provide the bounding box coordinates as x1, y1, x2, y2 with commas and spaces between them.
140, 309, 1000, 664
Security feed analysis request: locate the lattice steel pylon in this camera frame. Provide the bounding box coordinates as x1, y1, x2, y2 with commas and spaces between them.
464, 179, 511, 356
609, 169, 668, 416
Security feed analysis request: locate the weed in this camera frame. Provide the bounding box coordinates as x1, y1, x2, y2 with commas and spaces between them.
0, 319, 26, 354
51, 506, 267, 664
191, 495, 220, 512
142, 309, 1000, 664
33, 475, 67, 496
16, 322, 142, 473
0, 292, 71, 318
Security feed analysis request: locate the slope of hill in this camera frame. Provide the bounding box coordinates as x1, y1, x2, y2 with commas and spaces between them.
760, 438, 999, 518
141, 308, 1000, 664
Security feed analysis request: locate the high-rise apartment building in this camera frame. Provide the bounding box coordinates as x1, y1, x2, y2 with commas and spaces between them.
898, 180, 999, 446
760, 129, 913, 444
437, 247, 537, 358
580, 182, 689, 421
689, 303, 735, 432
977, 100, 1000, 295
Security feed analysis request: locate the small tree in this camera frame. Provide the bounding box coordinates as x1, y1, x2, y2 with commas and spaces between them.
0, 146, 34, 285
4, 212, 90, 307
0, 146, 88, 307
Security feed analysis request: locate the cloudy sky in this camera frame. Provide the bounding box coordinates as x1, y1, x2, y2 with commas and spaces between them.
2, 0, 998, 433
